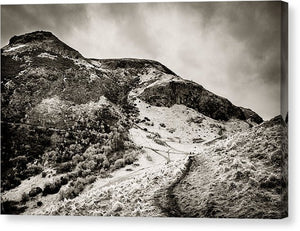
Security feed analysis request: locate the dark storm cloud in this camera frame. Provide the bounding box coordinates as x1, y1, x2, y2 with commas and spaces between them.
173, 2, 281, 84
1, 4, 88, 46
162, 1, 283, 119
1, 2, 285, 119
217, 2, 281, 84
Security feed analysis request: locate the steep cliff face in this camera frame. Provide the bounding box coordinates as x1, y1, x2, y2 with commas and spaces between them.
93, 58, 176, 76
139, 80, 247, 121
240, 107, 264, 124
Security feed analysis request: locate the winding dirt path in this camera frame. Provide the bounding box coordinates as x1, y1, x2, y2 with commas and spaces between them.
154, 156, 196, 217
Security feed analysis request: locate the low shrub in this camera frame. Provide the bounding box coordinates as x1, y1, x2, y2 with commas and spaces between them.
56, 162, 74, 174
260, 175, 282, 190
1, 200, 27, 214
59, 188, 77, 200
159, 123, 166, 128
81, 169, 92, 178
124, 153, 136, 165
21, 193, 30, 202
43, 180, 62, 196
29, 187, 42, 197
23, 165, 43, 179
187, 116, 204, 124
3, 177, 22, 191
154, 138, 165, 146
60, 175, 69, 185
37, 201, 43, 207
86, 175, 97, 184
114, 159, 125, 169
167, 128, 176, 133
103, 159, 110, 169
59, 176, 95, 200
100, 169, 107, 175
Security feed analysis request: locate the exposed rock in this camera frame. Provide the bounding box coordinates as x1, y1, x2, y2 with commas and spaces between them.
262, 115, 285, 128
112, 201, 124, 212
8, 31, 83, 59
140, 80, 247, 121
240, 107, 263, 124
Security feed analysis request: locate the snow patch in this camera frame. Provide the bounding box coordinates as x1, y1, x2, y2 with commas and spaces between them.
37, 52, 57, 60
144, 74, 182, 89
129, 71, 183, 99
4, 44, 26, 52
71, 58, 94, 69
132, 99, 219, 143
89, 60, 110, 73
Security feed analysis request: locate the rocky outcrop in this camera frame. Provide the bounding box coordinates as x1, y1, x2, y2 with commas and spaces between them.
7, 31, 83, 59
240, 107, 263, 124
94, 58, 177, 76
139, 80, 247, 121
262, 115, 286, 128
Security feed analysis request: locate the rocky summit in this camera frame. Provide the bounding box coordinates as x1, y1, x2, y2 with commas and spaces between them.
1, 31, 286, 218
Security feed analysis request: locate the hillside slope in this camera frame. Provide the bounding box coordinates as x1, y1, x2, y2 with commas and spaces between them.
160, 116, 288, 218
1, 31, 286, 218
29, 116, 287, 218
1, 31, 262, 124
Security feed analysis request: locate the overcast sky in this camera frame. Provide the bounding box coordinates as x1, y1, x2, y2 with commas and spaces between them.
1, 2, 287, 120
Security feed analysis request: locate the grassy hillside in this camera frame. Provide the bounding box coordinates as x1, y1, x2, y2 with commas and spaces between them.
164, 116, 288, 218
1, 31, 286, 218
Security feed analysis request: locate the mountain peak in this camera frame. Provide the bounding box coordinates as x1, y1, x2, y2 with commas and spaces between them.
2, 30, 262, 124
6, 31, 83, 59
9, 31, 57, 45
